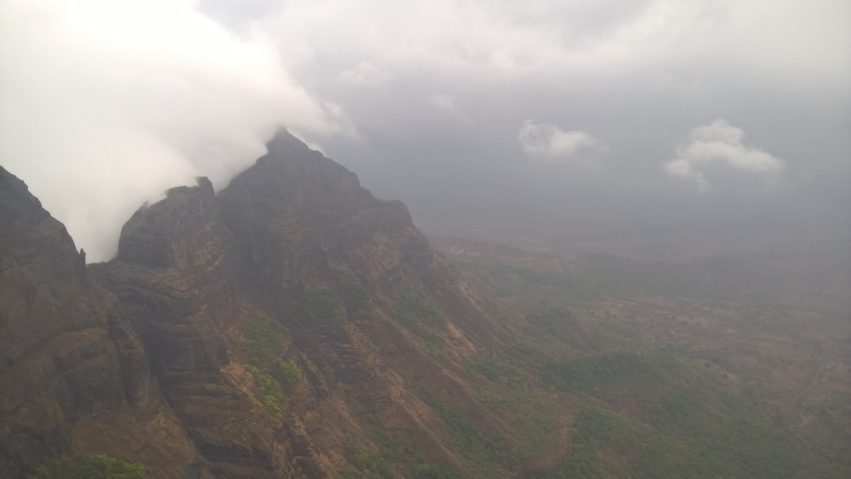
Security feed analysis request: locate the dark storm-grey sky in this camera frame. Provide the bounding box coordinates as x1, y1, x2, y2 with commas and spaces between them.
1, 0, 849, 259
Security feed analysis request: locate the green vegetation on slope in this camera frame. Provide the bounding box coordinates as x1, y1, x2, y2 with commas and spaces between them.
334, 267, 370, 309
29, 454, 145, 479
299, 288, 344, 319
240, 316, 301, 420
541, 352, 799, 478
342, 442, 461, 479
247, 365, 285, 420
243, 316, 289, 364
546, 401, 799, 479
392, 292, 453, 363
477, 388, 561, 461
393, 292, 445, 328
542, 351, 671, 395
343, 445, 395, 479
427, 397, 516, 478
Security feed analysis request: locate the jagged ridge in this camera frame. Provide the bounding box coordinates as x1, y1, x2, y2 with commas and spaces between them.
1, 130, 519, 478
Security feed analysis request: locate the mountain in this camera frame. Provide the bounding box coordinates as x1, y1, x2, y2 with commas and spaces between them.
0, 164, 198, 478
3, 130, 847, 479
0, 131, 533, 478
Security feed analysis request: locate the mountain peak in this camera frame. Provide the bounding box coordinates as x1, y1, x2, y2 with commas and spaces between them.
1, 138, 496, 478
267, 126, 308, 151
222, 128, 363, 213
262, 127, 331, 171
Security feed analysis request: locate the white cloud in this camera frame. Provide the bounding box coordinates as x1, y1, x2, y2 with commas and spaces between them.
664, 119, 785, 191
0, 0, 349, 261
429, 94, 457, 112
339, 61, 392, 87
426, 94, 472, 125
518, 120, 596, 160
257, 0, 850, 94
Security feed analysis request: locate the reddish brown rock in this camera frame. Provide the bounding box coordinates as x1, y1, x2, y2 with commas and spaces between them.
1, 131, 518, 478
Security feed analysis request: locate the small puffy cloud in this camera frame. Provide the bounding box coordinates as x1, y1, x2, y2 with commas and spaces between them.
518, 120, 596, 160
664, 119, 785, 191
339, 61, 392, 87
427, 93, 472, 124
429, 94, 457, 112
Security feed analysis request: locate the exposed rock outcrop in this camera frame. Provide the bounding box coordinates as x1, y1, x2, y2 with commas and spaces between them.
0, 166, 199, 479
1, 131, 514, 478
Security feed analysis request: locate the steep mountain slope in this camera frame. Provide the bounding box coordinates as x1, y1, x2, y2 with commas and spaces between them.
1, 131, 544, 478
0, 166, 200, 478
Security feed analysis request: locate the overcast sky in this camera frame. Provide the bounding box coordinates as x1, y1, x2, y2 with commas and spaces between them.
2, 0, 849, 260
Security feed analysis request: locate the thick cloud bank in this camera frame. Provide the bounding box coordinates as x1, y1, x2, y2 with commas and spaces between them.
0, 0, 347, 261
664, 120, 785, 192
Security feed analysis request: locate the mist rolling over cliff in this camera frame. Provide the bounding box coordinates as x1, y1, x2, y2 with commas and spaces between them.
1, 1, 849, 478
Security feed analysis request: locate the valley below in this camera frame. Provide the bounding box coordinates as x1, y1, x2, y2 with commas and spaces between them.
432, 235, 851, 478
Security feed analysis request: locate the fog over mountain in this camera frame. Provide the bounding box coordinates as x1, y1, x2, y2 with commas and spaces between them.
3, 3, 851, 478
2, 0, 849, 260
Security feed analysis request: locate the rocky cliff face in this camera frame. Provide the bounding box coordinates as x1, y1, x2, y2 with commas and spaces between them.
0, 166, 200, 479
0, 131, 522, 478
